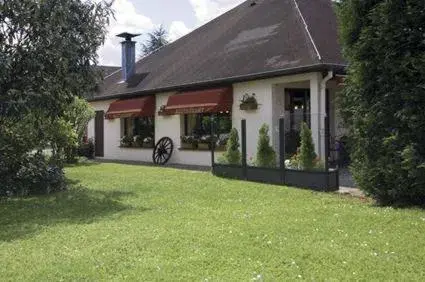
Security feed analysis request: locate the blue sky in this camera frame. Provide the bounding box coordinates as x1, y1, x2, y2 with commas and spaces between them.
98, 0, 245, 66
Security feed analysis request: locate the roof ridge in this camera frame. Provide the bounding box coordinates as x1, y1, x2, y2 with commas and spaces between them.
292, 0, 322, 62
104, 68, 122, 80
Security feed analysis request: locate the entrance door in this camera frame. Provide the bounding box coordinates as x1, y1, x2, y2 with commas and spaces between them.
285, 89, 311, 131
284, 89, 310, 155
95, 111, 104, 157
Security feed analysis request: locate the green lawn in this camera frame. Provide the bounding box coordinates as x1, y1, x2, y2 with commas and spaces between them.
1, 163, 424, 281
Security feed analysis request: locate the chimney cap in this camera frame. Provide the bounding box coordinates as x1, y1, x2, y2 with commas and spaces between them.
116, 32, 141, 41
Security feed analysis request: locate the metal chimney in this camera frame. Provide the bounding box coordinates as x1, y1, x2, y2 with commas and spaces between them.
116, 32, 141, 82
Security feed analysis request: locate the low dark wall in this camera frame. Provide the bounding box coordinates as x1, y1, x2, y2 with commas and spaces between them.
285, 169, 338, 192
246, 166, 282, 185
212, 164, 339, 192
212, 164, 244, 179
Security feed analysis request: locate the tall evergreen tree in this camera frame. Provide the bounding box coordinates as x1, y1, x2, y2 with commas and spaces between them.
299, 122, 316, 170
140, 25, 169, 57
224, 128, 241, 165
255, 124, 276, 168
337, 0, 425, 205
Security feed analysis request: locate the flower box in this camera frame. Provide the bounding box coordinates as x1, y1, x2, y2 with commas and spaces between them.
181, 142, 198, 150
239, 93, 258, 111
239, 102, 258, 111
198, 143, 210, 150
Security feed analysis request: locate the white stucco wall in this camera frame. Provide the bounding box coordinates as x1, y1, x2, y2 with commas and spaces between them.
233, 80, 273, 160
88, 99, 152, 162
88, 72, 346, 166
155, 92, 214, 166
233, 72, 321, 159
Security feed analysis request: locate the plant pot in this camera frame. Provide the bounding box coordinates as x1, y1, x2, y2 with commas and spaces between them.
181, 142, 198, 150
240, 103, 258, 111
143, 141, 154, 148
120, 143, 132, 148
198, 143, 210, 150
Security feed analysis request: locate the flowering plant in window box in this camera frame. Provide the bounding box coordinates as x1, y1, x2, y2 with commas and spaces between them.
180, 135, 198, 149
198, 135, 218, 150
143, 136, 154, 148
120, 135, 133, 147
239, 93, 258, 111
133, 135, 144, 147
158, 105, 167, 115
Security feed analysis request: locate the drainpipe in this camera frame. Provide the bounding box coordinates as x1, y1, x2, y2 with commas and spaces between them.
319, 71, 333, 158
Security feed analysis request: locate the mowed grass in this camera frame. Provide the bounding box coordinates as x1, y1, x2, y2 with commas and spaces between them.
0, 163, 424, 281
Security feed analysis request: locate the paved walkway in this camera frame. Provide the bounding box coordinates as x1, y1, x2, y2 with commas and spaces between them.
338, 168, 364, 197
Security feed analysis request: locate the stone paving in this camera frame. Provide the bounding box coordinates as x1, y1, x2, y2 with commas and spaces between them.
338, 168, 364, 197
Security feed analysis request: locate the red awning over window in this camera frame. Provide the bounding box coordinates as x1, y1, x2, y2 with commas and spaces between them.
160, 87, 233, 115
105, 96, 155, 119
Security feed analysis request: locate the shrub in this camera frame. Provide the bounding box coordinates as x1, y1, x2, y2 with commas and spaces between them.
299, 122, 317, 170
255, 124, 276, 168
1, 153, 66, 197
337, 0, 425, 205
222, 128, 241, 165
78, 138, 95, 159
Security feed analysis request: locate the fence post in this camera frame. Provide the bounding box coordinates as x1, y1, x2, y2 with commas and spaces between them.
279, 118, 285, 184
241, 119, 247, 179
324, 115, 330, 189
210, 115, 215, 170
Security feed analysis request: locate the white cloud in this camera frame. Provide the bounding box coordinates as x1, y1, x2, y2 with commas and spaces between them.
188, 0, 244, 24
169, 21, 192, 42
97, 0, 245, 66
97, 0, 154, 66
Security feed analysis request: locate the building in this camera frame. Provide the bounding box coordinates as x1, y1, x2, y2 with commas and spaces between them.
87, 0, 347, 167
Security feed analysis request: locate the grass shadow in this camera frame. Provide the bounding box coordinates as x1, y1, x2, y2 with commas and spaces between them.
0, 184, 146, 242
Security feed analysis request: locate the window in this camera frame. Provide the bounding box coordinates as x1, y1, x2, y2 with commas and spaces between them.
120, 116, 155, 148
181, 113, 232, 150
183, 113, 231, 136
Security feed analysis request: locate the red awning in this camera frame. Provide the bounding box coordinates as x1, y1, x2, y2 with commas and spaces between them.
105, 96, 155, 119
160, 87, 233, 115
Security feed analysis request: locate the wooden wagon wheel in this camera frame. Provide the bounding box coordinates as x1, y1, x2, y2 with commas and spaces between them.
153, 137, 174, 165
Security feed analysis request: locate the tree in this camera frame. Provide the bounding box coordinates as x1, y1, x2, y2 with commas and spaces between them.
140, 25, 169, 57
255, 124, 276, 168
0, 0, 112, 196
336, 0, 425, 205
61, 97, 95, 162
223, 128, 241, 165
299, 122, 316, 170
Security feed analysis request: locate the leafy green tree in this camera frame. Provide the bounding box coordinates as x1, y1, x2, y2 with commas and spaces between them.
223, 128, 241, 165
0, 0, 111, 196
140, 25, 169, 57
337, 0, 425, 205
62, 97, 95, 162
299, 122, 316, 170
66, 97, 96, 143
255, 124, 276, 168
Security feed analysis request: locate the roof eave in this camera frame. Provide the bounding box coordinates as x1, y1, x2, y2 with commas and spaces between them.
88, 63, 347, 102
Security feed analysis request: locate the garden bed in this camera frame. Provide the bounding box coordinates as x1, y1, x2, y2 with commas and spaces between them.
212, 164, 339, 192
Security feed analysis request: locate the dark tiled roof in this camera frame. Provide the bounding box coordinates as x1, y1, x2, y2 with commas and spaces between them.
93, 0, 345, 101
97, 65, 120, 77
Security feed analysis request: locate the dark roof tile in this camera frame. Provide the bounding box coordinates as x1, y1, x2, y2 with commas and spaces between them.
94, 0, 345, 100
